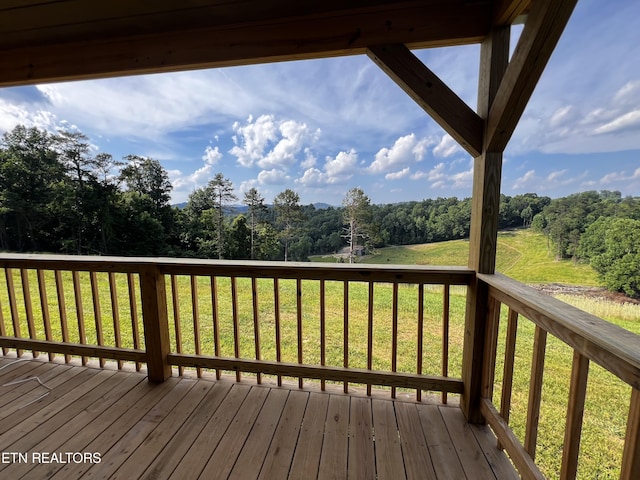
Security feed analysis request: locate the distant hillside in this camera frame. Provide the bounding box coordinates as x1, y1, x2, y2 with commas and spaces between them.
311, 230, 598, 286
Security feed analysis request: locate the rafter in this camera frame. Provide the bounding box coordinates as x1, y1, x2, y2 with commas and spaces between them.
0, 1, 490, 87
367, 44, 483, 158
485, 0, 579, 153
492, 0, 531, 26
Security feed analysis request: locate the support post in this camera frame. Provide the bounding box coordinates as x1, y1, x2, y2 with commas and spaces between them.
461, 26, 509, 423
140, 264, 171, 382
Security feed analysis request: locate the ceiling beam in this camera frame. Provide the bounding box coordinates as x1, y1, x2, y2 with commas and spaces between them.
367, 44, 483, 158
484, 0, 578, 153
0, 1, 490, 87
492, 0, 531, 26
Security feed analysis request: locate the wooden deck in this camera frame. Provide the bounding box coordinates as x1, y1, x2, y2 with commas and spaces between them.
0, 357, 518, 480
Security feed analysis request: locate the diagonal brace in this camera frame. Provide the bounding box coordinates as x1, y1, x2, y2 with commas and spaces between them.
367, 43, 483, 157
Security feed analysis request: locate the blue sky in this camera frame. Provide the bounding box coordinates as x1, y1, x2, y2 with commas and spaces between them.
1, 0, 639, 205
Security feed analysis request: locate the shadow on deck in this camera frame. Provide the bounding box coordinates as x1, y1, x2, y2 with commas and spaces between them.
0, 357, 517, 480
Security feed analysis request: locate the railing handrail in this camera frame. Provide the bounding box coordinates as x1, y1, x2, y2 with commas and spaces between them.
478, 272, 640, 390
0, 253, 475, 284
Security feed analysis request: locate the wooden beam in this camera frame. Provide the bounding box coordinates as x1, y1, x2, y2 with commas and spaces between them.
0, 1, 490, 86
139, 264, 171, 382
0, 336, 146, 363
367, 44, 483, 157
621, 388, 640, 480
168, 353, 465, 393
461, 25, 509, 424
493, 0, 531, 26
485, 0, 579, 152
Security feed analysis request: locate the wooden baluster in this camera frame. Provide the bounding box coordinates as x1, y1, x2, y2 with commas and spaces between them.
274, 278, 282, 387
297, 278, 303, 389
169, 275, 183, 375
5, 268, 21, 356
343, 280, 348, 393
481, 296, 501, 402
20, 269, 38, 358
442, 284, 450, 404
367, 281, 374, 397
525, 325, 547, 459
139, 265, 171, 382
191, 275, 202, 378
108, 272, 123, 369
499, 307, 519, 450
560, 351, 589, 480
416, 284, 424, 402
621, 387, 640, 480
319, 279, 326, 391
252, 277, 261, 384
210, 276, 220, 379
391, 282, 398, 399
0, 285, 6, 355
37, 269, 54, 361
231, 276, 240, 382
55, 271, 71, 363
90, 271, 105, 367
127, 273, 141, 371
72, 271, 87, 365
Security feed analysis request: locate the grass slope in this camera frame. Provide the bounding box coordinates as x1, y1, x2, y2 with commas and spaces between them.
313, 229, 598, 285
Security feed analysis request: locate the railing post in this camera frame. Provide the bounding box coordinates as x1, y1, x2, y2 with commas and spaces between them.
462, 25, 509, 423
139, 264, 171, 382
621, 387, 640, 480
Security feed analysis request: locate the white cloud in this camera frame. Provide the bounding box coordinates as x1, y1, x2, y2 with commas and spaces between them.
202, 145, 223, 165
513, 170, 538, 190
229, 114, 278, 167
433, 134, 462, 158
546, 169, 567, 181
229, 114, 320, 169
0, 98, 59, 133
296, 168, 329, 187
257, 168, 290, 185
594, 110, 640, 135
325, 149, 359, 179
385, 168, 410, 180
369, 134, 432, 174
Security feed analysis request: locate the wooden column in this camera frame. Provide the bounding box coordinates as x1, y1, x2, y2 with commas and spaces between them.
139, 264, 171, 382
461, 26, 509, 423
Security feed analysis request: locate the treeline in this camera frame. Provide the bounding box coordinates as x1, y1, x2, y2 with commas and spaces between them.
2, 125, 639, 296
0, 125, 551, 262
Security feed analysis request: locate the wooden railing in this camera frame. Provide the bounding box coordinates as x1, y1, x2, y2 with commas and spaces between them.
2, 254, 639, 478
477, 273, 640, 480
0, 254, 472, 401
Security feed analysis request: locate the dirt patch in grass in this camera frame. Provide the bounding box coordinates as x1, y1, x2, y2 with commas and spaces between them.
531, 283, 640, 305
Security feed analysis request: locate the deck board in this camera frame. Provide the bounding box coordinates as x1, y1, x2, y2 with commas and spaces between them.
0, 357, 518, 479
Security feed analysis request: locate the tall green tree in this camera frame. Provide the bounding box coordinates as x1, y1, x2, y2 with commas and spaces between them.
273, 188, 302, 261
342, 187, 371, 263
206, 173, 237, 259
0, 125, 64, 251
243, 187, 267, 260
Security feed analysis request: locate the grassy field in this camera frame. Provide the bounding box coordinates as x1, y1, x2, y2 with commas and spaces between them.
2, 231, 639, 479
311, 229, 599, 286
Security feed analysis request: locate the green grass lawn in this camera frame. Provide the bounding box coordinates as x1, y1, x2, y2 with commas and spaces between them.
313, 229, 598, 286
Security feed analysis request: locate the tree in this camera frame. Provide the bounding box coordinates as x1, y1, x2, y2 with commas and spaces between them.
0, 125, 64, 251
243, 187, 267, 260
119, 155, 172, 211
206, 173, 237, 259
579, 217, 640, 298
342, 187, 371, 263
273, 189, 302, 261
227, 214, 251, 259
